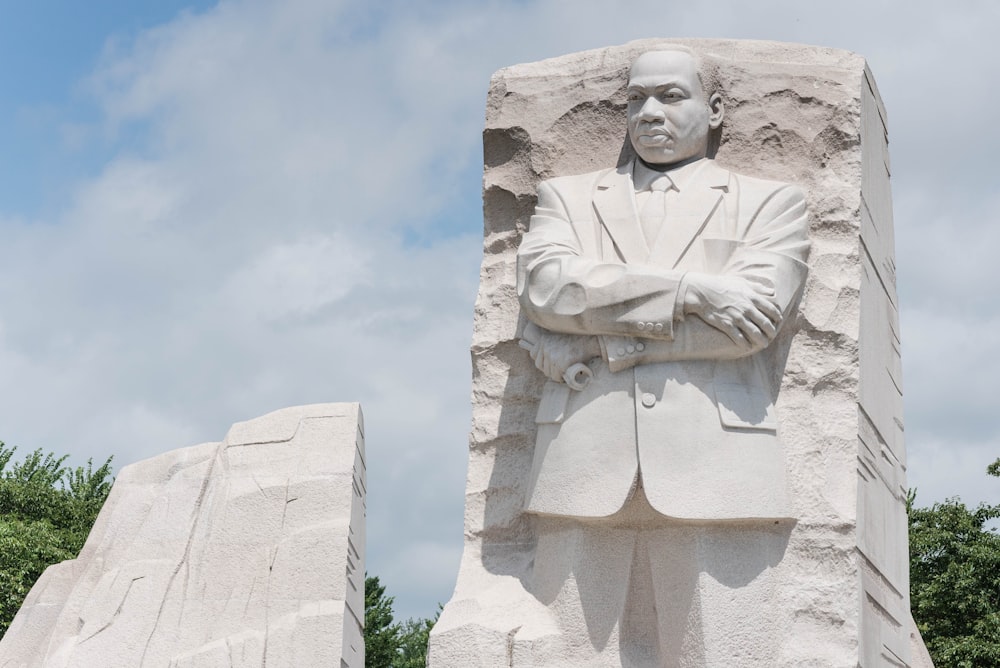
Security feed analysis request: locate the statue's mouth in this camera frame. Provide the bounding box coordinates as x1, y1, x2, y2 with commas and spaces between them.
636, 133, 672, 146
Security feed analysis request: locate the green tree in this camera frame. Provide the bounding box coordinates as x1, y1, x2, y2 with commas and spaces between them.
396, 605, 441, 668
365, 574, 402, 667
364, 574, 438, 668
908, 459, 1000, 667
0, 442, 113, 636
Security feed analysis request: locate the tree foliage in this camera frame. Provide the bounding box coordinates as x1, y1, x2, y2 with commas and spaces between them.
365, 574, 403, 667
908, 459, 1000, 667
0, 442, 114, 637
396, 607, 440, 668
364, 575, 438, 668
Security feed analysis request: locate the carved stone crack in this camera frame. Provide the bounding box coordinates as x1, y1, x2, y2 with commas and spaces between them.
139, 453, 218, 665
79, 576, 146, 644
263, 479, 290, 668
506, 625, 522, 668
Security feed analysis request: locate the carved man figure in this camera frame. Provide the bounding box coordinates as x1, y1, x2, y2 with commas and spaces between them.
515, 47, 810, 663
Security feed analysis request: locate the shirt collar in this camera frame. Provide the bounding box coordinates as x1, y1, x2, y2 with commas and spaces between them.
632, 157, 709, 193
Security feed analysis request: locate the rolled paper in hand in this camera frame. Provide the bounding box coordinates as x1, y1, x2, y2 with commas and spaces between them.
518, 336, 592, 391
563, 363, 592, 391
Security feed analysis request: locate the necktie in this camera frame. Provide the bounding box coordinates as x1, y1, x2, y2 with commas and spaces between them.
640, 175, 671, 246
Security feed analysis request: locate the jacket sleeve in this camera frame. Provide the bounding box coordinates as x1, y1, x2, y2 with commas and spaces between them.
601, 183, 810, 372
517, 178, 685, 341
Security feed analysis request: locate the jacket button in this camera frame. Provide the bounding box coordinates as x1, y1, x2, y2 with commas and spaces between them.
641, 392, 656, 407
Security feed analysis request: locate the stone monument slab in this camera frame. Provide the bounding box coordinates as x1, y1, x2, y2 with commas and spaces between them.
430, 39, 932, 667
0, 403, 366, 668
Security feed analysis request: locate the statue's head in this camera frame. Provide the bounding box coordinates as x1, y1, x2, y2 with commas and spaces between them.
626, 47, 724, 167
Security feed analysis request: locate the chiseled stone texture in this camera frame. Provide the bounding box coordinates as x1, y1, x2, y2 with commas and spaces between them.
429, 39, 931, 666
0, 403, 366, 668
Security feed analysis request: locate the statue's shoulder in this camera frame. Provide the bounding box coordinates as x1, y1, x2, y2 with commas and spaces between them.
537, 166, 618, 195
723, 166, 806, 203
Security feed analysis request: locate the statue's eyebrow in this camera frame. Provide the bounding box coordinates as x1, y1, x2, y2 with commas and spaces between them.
625, 81, 691, 96
627, 81, 688, 94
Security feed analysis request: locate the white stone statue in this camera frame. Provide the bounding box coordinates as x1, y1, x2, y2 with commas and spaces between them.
518, 47, 810, 522
513, 45, 809, 664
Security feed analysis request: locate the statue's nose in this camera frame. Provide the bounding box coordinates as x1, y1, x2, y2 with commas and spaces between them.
637, 96, 665, 121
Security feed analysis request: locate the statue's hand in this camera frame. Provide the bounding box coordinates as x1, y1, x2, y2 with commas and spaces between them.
682, 273, 782, 349
521, 322, 601, 383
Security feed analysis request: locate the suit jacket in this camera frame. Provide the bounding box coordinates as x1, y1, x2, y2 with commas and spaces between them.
516, 158, 810, 520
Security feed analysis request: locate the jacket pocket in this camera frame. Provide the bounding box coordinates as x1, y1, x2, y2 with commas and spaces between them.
713, 356, 778, 432
714, 382, 778, 431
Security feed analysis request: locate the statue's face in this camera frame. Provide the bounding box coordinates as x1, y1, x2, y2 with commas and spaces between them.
626, 51, 723, 166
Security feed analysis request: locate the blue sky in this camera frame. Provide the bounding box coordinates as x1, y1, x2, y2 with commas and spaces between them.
0, 2, 218, 215
0, 0, 998, 624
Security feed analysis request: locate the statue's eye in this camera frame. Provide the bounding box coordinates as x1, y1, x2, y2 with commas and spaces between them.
627, 92, 643, 102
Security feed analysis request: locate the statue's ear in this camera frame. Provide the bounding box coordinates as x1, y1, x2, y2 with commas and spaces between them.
708, 92, 724, 130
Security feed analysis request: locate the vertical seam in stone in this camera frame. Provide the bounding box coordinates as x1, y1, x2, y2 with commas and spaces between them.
78, 576, 146, 644
263, 477, 293, 667
139, 449, 219, 665
506, 625, 522, 667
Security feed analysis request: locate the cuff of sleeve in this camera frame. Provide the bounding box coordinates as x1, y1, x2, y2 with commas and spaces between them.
597, 335, 609, 363
674, 273, 689, 322
604, 335, 647, 373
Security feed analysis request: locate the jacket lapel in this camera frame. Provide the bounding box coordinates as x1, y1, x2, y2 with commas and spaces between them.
592, 164, 648, 263
649, 160, 732, 269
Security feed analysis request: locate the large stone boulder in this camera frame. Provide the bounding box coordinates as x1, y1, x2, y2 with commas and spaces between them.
0, 403, 366, 668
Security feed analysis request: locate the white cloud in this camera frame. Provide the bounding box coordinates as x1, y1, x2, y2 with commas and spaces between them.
220, 234, 370, 320
909, 435, 1000, 511
379, 539, 463, 621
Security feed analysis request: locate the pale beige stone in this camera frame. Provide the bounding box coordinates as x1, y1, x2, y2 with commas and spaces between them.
430, 39, 931, 667
0, 403, 366, 668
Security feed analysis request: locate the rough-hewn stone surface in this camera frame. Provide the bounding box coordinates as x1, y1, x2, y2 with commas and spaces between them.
429, 39, 931, 666
0, 403, 366, 668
